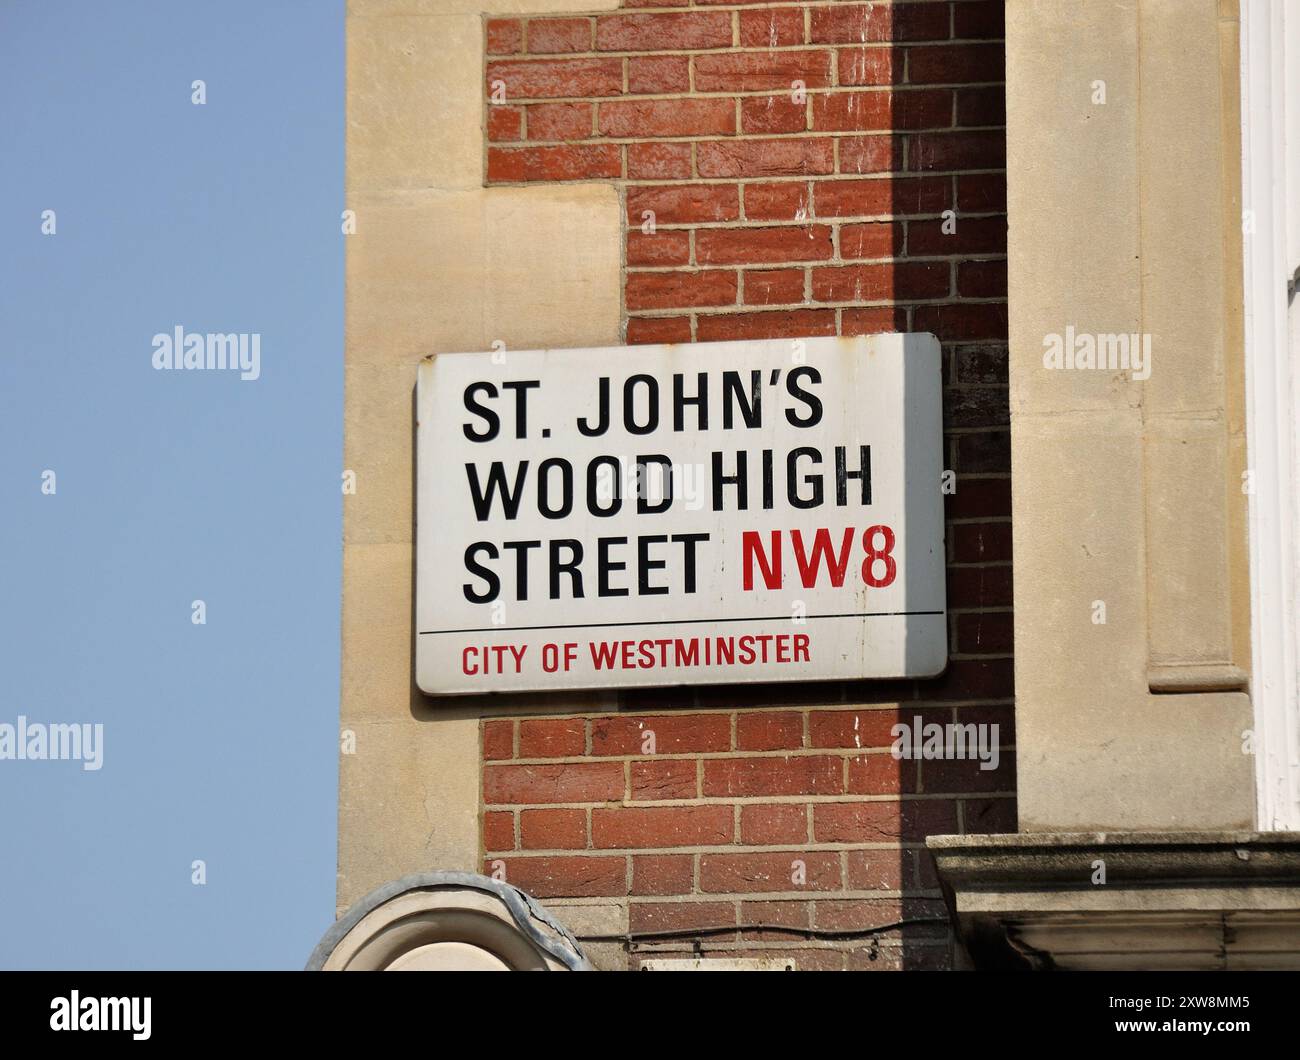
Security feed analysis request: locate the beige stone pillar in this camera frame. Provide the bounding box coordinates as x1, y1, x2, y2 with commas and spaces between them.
340, 0, 623, 913
1004, 0, 1254, 830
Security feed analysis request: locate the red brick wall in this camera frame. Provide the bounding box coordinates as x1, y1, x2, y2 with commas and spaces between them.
478, 0, 1011, 970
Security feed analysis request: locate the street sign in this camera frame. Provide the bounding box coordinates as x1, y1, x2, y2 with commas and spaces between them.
415, 333, 946, 695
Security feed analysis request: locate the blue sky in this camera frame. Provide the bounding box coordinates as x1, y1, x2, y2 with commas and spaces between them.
0, 1, 343, 968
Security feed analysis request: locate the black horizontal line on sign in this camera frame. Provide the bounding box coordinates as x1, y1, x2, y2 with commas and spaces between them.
419, 611, 944, 636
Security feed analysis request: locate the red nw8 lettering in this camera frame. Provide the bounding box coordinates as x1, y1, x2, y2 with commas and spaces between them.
741, 526, 897, 590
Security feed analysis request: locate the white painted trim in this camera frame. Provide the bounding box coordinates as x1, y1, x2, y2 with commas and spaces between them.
1240, 0, 1300, 830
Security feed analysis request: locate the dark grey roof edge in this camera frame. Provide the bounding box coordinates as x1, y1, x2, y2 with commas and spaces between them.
306, 871, 593, 971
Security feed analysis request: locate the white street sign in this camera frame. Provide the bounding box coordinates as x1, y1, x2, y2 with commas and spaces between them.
415, 334, 946, 695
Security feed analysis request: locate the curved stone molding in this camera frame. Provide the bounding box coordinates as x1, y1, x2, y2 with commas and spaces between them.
308, 871, 592, 971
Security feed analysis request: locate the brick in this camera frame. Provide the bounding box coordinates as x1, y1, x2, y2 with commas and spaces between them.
952, 521, 1012, 564
947, 376, 1007, 428
812, 799, 958, 843
740, 900, 812, 940
809, 3, 890, 44
736, 711, 803, 751
698, 309, 836, 340
591, 713, 731, 755
744, 181, 811, 221
626, 269, 739, 310
953, 701, 1017, 737
947, 563, 1013, 610
483, 810, 515, 851
958, 258, 1007, 297
817, 897, 947, 933
483, 762, 624, 805
810, 707, 949, 749
906, 43, 1006, 85
600, 98, 736, 139
925, 755, 1015, 794
814, 175, 949, 217
482, 719, 514, 760
694, 50, 833, 91
739, 7, 805, 47
700, 851, 841, 892
837, 47, 900, 87
628, 54, 690, 94
843, 852, 907, 892
956, 429, 1010, 473
838, 134, 905, 174
751, 946, 845, 971
914, 301, 1008, 340
627, 316, 691, 345
910, 216, 1006, 255
944, 377, 1011, 425
812, 89, 951, 132
487, 144, 621, 182
626, 229, 690, 266
955, 1, 1005, 40
741, 94, 807, 134
949, 379, 1007, 429
910, 848, 941, 889
627, 141, 692, 179
957, 172, 1006, 211
527, 17, 591, 54
518, 717, 585, 758
487, 106, 523, 142
630, 901, 735, 933
596, 12, 733, 52
957, 610, 1014, 653
922, 657, 1014, 700
945, 380, 1008, 425
847, 943, 951, 970
698, 138, 834, 178
630, 758, 698, 800
842, 306, 909, 334
744, 268, 805, 305
839, 220, 903, 259
951, 515, 1008, 567
810, 3, 949, 44
520, 807, 587, 849
945, 476, 1012, 520
839, 945, 904, 970
740, 803, 807, 844
703, 755, 843, 797
526, 102, 592, 141
632, 854, 693, 895
628, 184, 739, 224
953, 342, 1008, 384
696, 224, 833, 264
593, 804, 734, 848
486, 18, 523, 56
486, 58, 623, 100
956, 85, 1005, 126
847, 752, 918, 795
962, 796, 1017, 834
489, 855, 626, 898
811, 261, 949, 302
